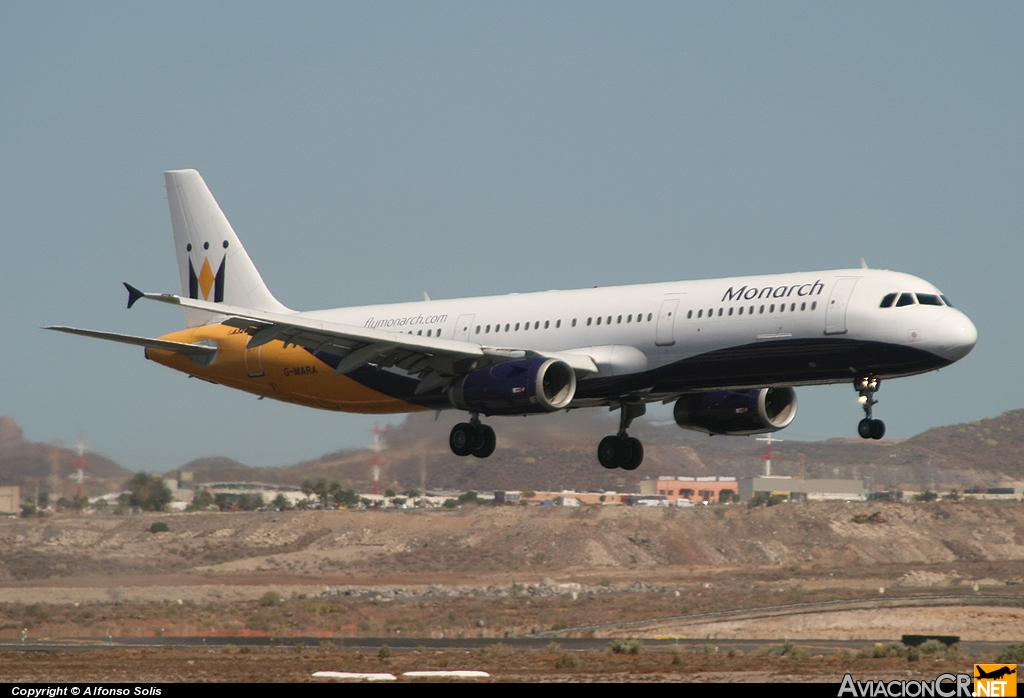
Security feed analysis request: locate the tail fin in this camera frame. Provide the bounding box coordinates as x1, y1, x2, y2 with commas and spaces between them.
164, 169, 290, 327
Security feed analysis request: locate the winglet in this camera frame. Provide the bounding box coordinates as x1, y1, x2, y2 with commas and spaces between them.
124, 283, 145, 309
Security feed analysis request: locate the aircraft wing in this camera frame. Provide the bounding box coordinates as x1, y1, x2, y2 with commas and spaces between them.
125, 285, 597, 394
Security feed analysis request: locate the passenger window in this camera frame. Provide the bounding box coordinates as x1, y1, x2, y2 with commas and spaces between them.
515, 322, 520, 331
427, 329, 432, 337
556, 320, 561, 328
587, 317, 592, 326
485, 325, 490, 333
475, 326, 480, 334
800, 302, 806, 311
534, 321, 540, 329
596, 316, 602, 325
749, 306, 754, 314
686, 311, 691, 319
811, 301, 817, 310
647, 313, 653, 321
737, 307, 743, 315
571, 319, 576, 327
790, 303, 795, 311
418, 330, 423, 335
780, 304, 785, 313
697, 309, 703, 318
916, 294, 942, 306
717, 308, 723, 317
728, 307, 734, 316
896, 293, 916, 307
524, 322, 529, 331
880, 293, 897, 308
759, 305, 764, 314
607, 316, 612, 324
617, 315, 622, 324
770, 304, 775, 312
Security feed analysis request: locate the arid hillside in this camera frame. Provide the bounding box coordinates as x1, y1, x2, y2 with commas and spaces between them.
0, 416, 131, 498
4, 407, 1024, 499
178, 408, 1024, 494
1, 500, 1021, 585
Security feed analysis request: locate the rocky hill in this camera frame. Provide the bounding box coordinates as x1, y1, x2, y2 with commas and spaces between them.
0, 501, 1021, 584
0, 416, 132, 498
178, 408, 1024, 495
5, 408, 1024, 499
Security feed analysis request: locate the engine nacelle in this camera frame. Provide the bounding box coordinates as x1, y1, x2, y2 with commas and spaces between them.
673, 388, 798, 435
449, 357, 576, 415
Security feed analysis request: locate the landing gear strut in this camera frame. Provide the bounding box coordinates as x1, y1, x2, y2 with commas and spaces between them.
450, 414, 496, 458
855, 376, 885, 440
598, 403, 645, 470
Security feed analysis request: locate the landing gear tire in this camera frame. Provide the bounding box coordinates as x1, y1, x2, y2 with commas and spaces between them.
598, 436, 623, 469
450, 423, 477, 457
869, 419, 885, 440
472, 424, 496, 458
622, 437, 644, 471
857, 419, 873, 439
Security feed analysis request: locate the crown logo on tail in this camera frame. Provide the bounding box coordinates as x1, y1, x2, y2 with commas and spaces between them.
188, 254, 225, 302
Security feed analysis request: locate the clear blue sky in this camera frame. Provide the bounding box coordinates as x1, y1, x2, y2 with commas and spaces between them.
2, 3, 1021, 472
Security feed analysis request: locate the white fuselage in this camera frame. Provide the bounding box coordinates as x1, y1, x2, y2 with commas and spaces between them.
297, 268, 976, 406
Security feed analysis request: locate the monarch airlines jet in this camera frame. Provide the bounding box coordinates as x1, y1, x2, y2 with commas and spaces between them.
48, 170, 978, 470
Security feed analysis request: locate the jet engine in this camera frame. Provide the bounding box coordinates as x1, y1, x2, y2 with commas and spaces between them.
673, 388, 798, 435
449, 357, 576, 415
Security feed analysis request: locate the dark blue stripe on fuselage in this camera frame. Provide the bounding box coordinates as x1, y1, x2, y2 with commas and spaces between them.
307, 338, 950, 409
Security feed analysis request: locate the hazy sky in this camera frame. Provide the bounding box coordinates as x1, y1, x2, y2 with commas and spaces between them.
2, 3, 1021, 472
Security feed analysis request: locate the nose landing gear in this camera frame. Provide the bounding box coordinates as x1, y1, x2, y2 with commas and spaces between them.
597, 403, 646, 470
855, 376, 885, 440
450, 414, 496, 458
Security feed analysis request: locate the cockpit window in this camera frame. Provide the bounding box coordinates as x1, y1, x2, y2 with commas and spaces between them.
916, 293, 942, 306
880, 293, 898, 308
895, 293, 916, 307
941, 295, 953, 307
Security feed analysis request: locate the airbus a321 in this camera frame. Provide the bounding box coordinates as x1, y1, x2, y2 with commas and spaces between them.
48, 170, 978, 470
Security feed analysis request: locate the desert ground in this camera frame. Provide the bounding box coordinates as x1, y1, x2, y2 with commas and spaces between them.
1, 500, 1022, 681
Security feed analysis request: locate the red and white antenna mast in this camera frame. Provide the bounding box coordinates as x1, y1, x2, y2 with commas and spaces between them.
74, 432, 86, 497
755, 433, 782, 477
369, 423, 389, 496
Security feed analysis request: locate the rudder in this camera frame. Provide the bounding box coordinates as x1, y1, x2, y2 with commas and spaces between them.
164, 169, 290, 327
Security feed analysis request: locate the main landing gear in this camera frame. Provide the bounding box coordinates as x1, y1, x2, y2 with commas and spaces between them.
598, 403, 646, 471
855, 375, 885, 440
450, 414, 496, 458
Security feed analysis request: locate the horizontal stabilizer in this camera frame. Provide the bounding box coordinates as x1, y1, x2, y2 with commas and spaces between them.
44, 326, 217, 367
124, 282, 145, 309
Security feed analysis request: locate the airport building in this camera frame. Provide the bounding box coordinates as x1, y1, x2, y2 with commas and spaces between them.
0, 486, 20, 514
639, 476, 738, 504
738, 476, 866, 502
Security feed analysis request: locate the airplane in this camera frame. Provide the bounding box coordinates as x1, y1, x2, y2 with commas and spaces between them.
47, 170, 978, 470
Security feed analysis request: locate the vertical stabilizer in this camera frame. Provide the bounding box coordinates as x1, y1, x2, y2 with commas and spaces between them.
164, 170, 291, 327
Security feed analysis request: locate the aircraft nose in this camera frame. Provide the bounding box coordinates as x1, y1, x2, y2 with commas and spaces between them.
934, 310, 977, 362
